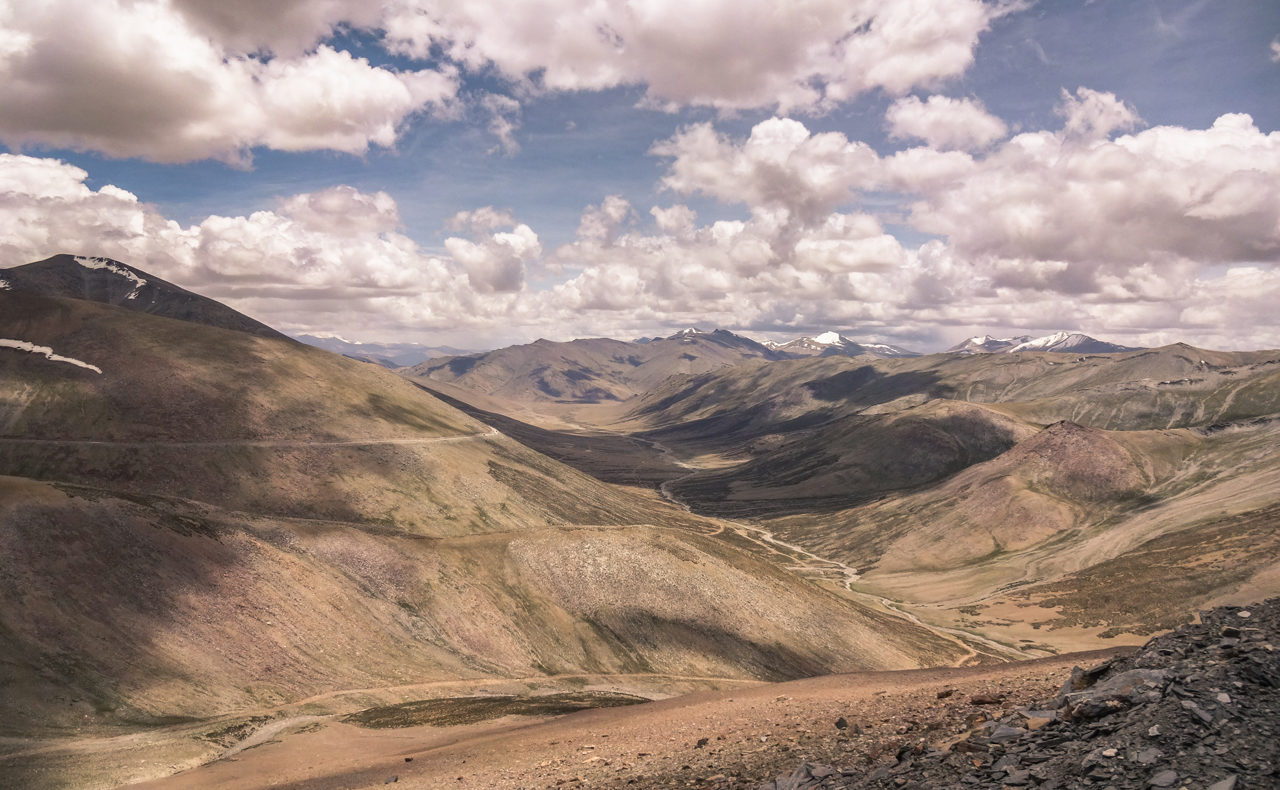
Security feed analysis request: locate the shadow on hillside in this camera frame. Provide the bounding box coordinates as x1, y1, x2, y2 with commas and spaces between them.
414, 383, 688, 487
665, 410, 1023, 519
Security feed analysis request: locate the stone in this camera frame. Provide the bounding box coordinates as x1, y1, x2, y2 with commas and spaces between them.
834, 717, 848, 730
970, 694, 1003, 706
1207, 776, 1239, 790
989, 725, 1026, 742
1149, 769, 1178, 787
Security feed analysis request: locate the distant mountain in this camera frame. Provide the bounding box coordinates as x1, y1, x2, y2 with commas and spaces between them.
293, 333, 473, 368
946, 334, 1032, 354
0, 253, 285, 339
949, 331, 1137, 354
766, 330, 922, 359
1006, 330, 1138, 354
406, 327, 783, 404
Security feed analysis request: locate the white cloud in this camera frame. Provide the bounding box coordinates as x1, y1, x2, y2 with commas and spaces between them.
0, 0, 457, 163
652, 118, 879, 225
5, 80, 1280, 353
1271, 36, 1280, 63
385, 0, 1022, 113
885, 95, 1007, 151
444, 217, 540, 294
480, 93, 523, 155
1055, 86, 1141, 140
901, 109, 1280, 287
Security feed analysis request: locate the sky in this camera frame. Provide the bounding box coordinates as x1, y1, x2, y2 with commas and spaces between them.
1, 0, 1278, 352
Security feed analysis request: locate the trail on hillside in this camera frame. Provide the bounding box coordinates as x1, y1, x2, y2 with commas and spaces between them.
0, 427, 501, 448
647, 439, 1034, 664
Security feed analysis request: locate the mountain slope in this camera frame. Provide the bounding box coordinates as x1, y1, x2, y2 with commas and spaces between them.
0, 282, 965, 772
1, 254, 284, 339
406, 328, 783, 405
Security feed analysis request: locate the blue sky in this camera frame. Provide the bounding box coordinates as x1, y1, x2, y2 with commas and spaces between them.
2, 0, 1279, 351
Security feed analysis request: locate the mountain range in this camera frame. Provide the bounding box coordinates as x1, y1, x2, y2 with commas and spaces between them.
293, 333, 472, 368
1, 254, 1276, 790
0, 256, 964, 788
947, 331, 1136, 354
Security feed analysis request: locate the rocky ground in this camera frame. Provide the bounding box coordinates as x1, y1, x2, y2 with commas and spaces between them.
761, 599, 1279, 790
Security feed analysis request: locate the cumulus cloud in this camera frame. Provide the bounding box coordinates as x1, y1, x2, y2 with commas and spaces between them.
5, 79, 1280, 352
384, 0, 1022, 113
0, 0, 456, 163
0, 152, 466, 321
901, 110, 1280, 289
1271, 35, 1280, 62
885, 95, 1008, 151
0, 0, 1030, 162
1055, 86, 1141, 140
652, 118, 879, 225
444, 211, 540, 293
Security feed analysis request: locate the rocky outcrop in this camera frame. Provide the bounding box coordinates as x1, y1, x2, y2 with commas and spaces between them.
761, 599, 1280, 789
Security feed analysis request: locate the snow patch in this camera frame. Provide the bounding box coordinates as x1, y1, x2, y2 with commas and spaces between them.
812, 331, 844, 345
0, 339, 102, 373
0, 278, 10, 290
74, 256, 147, 299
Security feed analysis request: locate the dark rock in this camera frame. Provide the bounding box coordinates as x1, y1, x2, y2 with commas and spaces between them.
835, 717, 848, 730
1148, 768, 1178, 786
970, 694, 1003, 706
936, 689, 955, 699
696, 737, 710, 748
1206, 776, 1238, 790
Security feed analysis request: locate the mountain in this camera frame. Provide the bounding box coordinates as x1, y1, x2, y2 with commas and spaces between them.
1006, 330, 1138, 353
767, 330, 921, 358
405, 327, 783, 406
619, 345, 1280, 654
0, 272, 969, 788
0, 253, 285, 339
293, 333, 473, 368
946, 334, 1032, 353
949, 331, 1136, 354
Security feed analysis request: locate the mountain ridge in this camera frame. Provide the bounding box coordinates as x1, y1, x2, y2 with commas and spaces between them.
1, 254, 285, 339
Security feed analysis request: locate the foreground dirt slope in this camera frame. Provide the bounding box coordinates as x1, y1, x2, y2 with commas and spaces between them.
120, 649, 1129, 790
119, 600, 1280, 790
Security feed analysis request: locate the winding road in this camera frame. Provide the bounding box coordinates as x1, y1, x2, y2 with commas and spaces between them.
648, 438, 1035, 664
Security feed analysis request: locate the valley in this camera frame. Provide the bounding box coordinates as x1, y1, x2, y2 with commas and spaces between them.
1, 256, 1276, 789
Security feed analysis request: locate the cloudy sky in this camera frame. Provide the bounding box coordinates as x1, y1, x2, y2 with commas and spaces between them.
2, 0, 1278, 351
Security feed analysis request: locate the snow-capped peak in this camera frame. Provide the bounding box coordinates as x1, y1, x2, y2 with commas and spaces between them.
74, 255, 147, 299
0, 278, 10, 291
969, 334, 994, 345
1008, 331, 1073, 352
675, 327, 703, 336
812, 331, 844, 345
